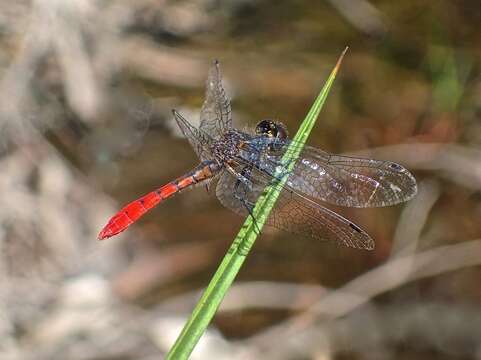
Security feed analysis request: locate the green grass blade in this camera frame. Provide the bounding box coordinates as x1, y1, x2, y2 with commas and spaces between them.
166, 48, 348, 360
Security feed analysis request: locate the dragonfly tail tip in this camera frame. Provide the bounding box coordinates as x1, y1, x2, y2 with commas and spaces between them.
97, 228, 111, 241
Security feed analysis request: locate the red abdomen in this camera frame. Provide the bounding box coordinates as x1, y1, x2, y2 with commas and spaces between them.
98, 183, 180, 240
98, 162, 218, 240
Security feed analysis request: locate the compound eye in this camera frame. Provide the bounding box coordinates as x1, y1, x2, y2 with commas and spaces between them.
255, 119, 276, 137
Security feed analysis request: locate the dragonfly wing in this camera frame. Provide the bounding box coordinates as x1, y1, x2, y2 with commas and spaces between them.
173, 110, 213, 161
250, 139, 417, 208
200, 60, 233, 139
290, 146, 417, 207
215, 167, 375, 250
215, 170, 253, 218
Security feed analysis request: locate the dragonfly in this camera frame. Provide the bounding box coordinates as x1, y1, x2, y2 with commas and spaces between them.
98, 60, 417, 250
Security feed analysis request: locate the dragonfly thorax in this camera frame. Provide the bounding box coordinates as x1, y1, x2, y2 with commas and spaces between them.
210, 130, 249, 164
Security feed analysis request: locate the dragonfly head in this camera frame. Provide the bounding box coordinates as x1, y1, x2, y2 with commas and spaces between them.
255, 119, 288, 140
255, 119, 289, 154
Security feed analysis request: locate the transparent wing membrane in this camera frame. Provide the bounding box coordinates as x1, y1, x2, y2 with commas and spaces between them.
243, 137, 417, 208
215, 164, 375, 250
199, 60, 233, 138
172, 109, 214, 161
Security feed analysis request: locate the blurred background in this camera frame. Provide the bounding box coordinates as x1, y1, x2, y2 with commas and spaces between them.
1, 0, 481, 359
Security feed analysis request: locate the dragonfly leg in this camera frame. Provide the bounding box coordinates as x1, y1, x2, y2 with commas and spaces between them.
204, 179, 212, 193
226, 163, 253, 190
231, 165, 261, 236
240, 196, 261, 236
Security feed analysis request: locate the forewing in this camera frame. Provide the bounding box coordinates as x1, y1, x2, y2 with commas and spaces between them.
172, 110, 213, 161
215, 167, 375, 250
200, 60, 232, 138
248, 138, 417, 208
292, 146, 417, 207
